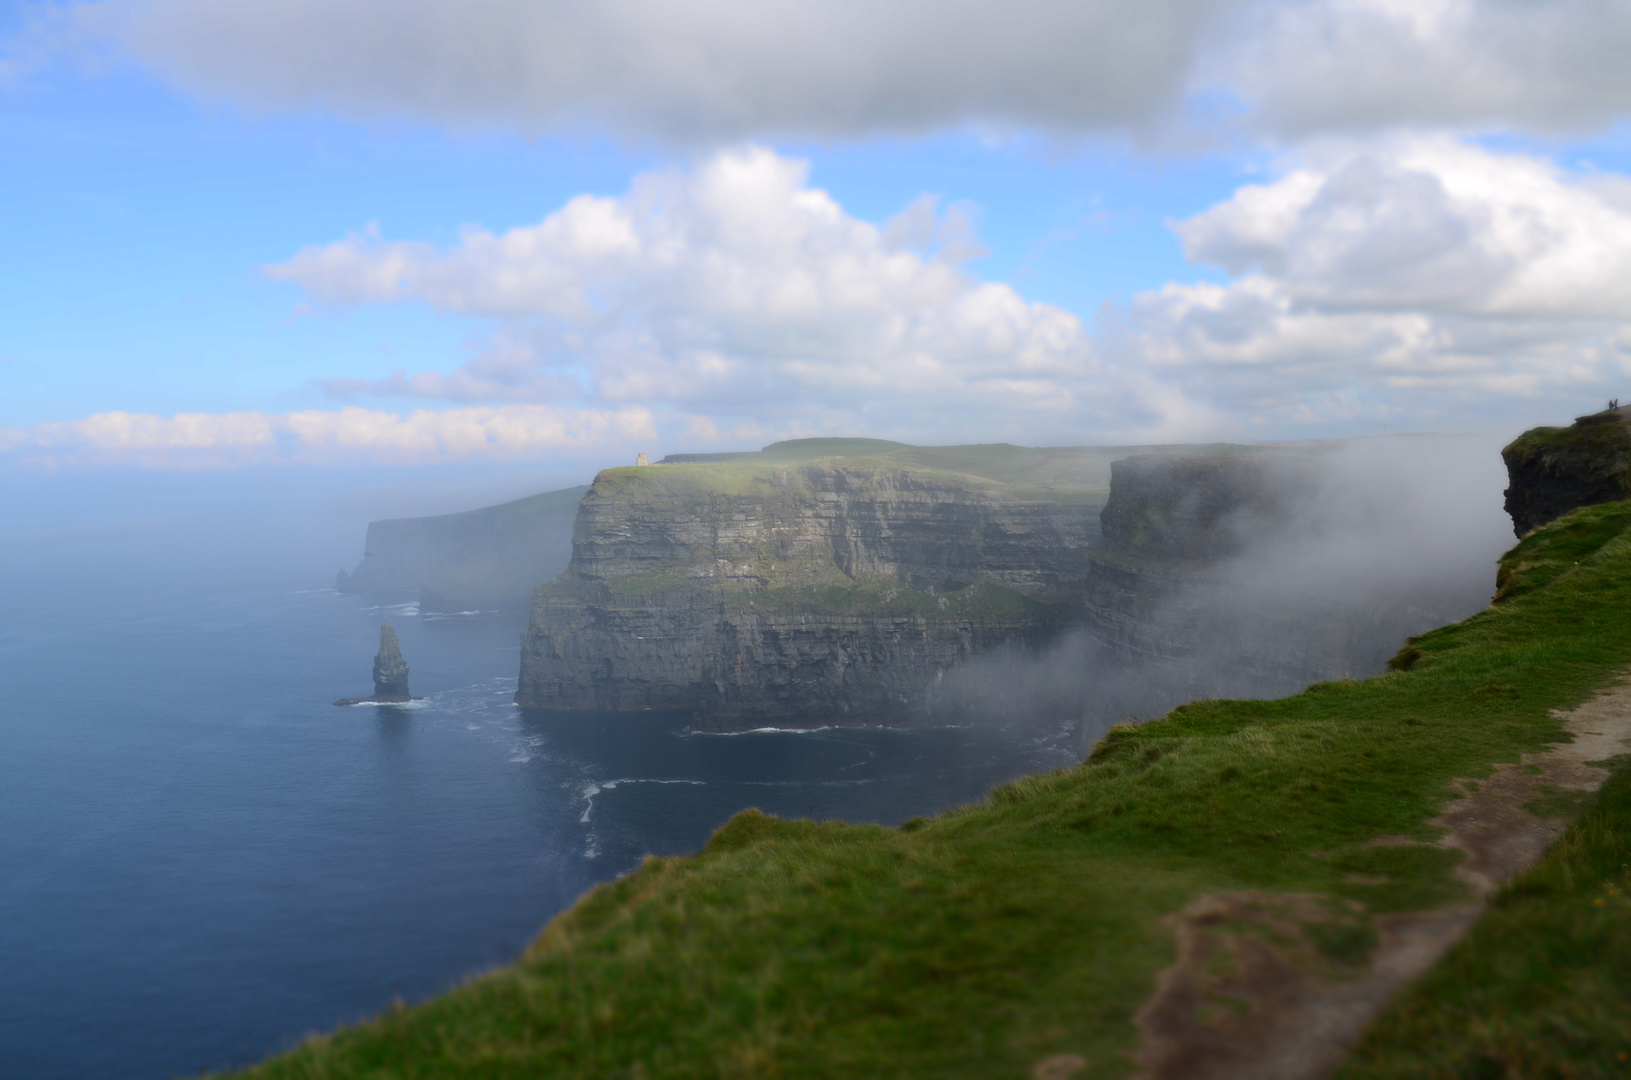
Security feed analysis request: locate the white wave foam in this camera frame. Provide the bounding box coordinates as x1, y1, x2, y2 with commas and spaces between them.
338, 698, 429, 709
508, 733, 545, 763
579, 777, 706, 824
362, 602, 421, 616
686, 725, 836, 737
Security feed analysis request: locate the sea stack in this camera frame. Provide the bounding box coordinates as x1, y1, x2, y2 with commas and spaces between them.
335, 624, 417, 705
372, 625, 411, 701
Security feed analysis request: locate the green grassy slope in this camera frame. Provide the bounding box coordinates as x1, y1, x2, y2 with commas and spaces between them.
233, 503, 1631, 1079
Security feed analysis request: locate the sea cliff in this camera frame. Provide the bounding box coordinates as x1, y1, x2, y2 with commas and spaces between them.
1502, 405, 1631, 537
515, 440, 1134, 728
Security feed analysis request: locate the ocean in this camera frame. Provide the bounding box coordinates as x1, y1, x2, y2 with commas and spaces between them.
0, 579, 1081, 1080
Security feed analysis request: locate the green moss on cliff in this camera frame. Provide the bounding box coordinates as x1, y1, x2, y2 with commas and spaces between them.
231, 502, 1631, 1078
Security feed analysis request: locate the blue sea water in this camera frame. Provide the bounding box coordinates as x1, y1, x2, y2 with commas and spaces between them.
0, 581, 1081, 1080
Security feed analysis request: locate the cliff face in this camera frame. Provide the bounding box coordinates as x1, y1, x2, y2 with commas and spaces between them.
338, 486, 588, 612
1502, 408, 1631, 537
517, 446, 1110, 729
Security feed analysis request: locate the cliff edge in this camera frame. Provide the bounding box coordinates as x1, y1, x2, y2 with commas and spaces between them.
1502, 404, 1631, 537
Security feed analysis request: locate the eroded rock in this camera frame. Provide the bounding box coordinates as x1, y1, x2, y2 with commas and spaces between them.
335, 624, 420, 705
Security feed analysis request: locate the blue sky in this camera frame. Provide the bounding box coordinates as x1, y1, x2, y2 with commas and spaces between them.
6, 0, 1631, 473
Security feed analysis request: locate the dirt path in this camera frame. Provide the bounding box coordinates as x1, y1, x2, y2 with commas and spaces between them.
1125, 679, 1631, 1080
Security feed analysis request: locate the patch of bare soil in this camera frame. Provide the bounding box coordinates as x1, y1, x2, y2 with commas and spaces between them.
1132, 679, 1631, 1080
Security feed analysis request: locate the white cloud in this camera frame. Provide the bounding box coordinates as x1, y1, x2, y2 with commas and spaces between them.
270, 147, 1213, 443
30, 139, 1631, 469
267, 142, 1631, 442
26, 0, 1631, 140
1119, 138, 1631, 423
1226, 0, 1631, 136
0, 404, 656, 469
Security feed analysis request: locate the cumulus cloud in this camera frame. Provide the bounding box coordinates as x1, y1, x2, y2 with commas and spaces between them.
25, 0, 1631, 140
38, 139, 1631, 469
1120, 138, 1631, 423
261, 142, 1631, 441
0, 404, 656, 469
269, 147, 1215, 443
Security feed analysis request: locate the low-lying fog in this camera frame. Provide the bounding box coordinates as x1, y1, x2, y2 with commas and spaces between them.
943, 434, 1515, 741
2, 434, 1516, 738
0, 462, 592, 606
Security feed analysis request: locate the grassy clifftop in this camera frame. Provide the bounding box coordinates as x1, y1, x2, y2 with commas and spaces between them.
617, 436, 1228, 503
236, 503, 1631, 1078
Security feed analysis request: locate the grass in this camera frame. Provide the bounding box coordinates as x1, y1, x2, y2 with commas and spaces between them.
593, 437, 1261, 504
228, 501, 1631, 1079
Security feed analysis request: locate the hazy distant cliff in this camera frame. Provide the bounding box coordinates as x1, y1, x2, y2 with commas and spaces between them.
516, 440, 1137, 729
338, 486, 588, 612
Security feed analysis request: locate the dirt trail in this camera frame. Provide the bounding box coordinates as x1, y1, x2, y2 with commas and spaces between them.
1126, 679, 1631, 1080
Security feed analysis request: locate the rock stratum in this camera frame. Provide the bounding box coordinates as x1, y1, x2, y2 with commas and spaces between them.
515, 439, 1159, 729
1502, 404, 1631, 537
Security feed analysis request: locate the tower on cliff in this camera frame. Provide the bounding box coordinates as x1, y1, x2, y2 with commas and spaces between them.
372, 625, 411, 702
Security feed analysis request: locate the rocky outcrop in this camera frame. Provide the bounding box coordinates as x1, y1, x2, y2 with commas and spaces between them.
516, 444, 1112, 729
1501, 407, 1631, 537
335, 624, 418, 705
372, 625, 411, 700
338, 486, 589, 612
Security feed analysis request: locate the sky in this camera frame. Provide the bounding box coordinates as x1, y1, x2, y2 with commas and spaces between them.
6, 0, 1631, 475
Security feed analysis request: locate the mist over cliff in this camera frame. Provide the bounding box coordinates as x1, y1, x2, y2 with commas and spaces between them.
0, 463, 593, 609
940, 435, 1513, 738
